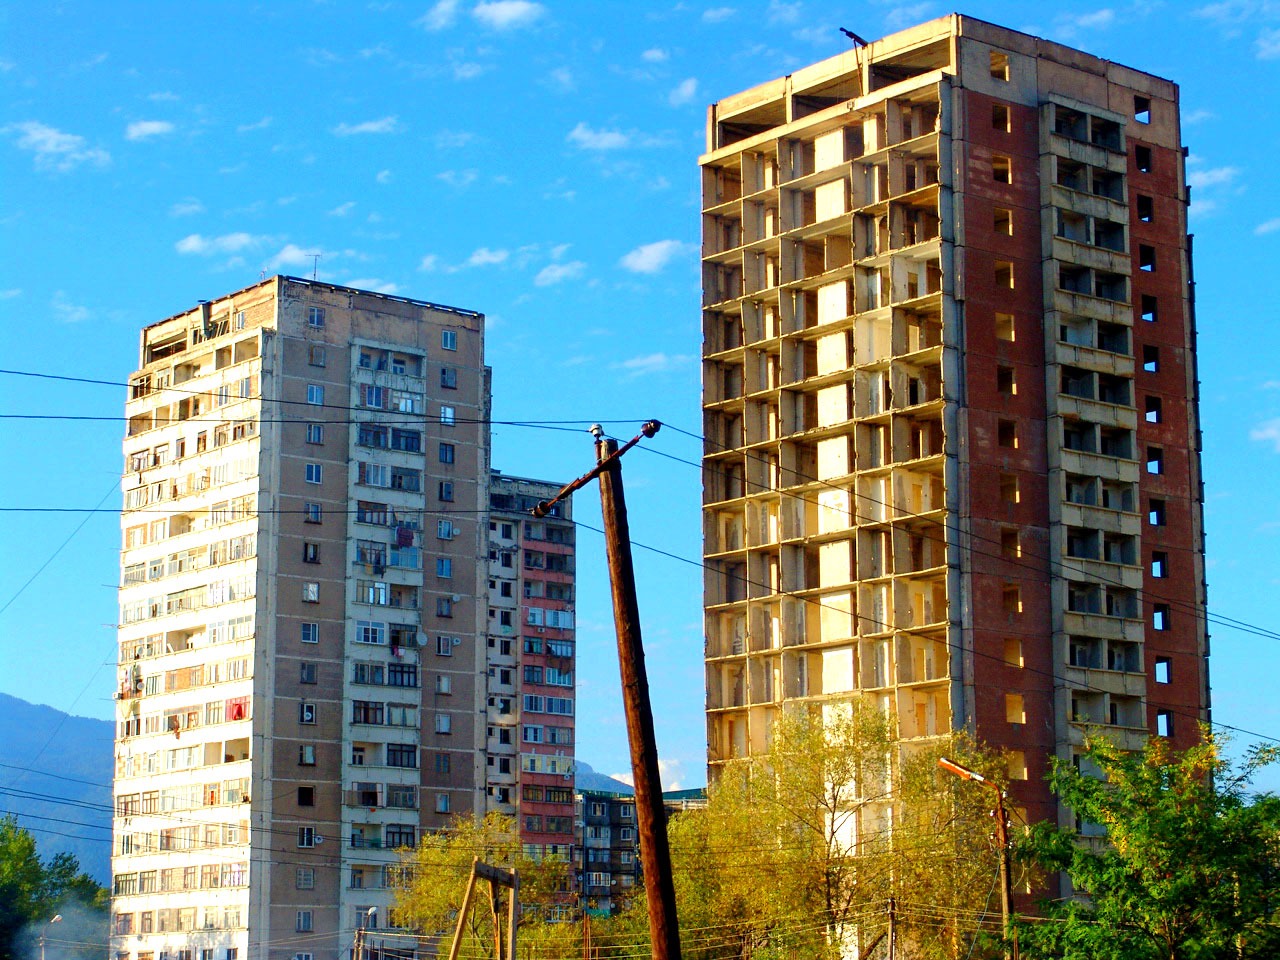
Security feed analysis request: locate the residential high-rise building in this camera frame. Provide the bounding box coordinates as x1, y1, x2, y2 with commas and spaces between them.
484, 473, 578, 887
111, 277, 492, 960
699, 15, 1206, 834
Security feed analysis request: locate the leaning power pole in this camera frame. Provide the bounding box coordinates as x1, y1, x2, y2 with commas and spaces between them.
534, 421, 681, 960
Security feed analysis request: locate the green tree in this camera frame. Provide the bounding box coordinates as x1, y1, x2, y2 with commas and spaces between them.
1014, 732, 1280, 960
0, 816, 107, 960
391, 811, 575, 958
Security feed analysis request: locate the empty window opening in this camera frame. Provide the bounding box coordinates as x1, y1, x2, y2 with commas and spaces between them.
1094, 220, 1125, 252
1152, 604, 1171, 632
1148, 498, 1166, 526
1142, 345, 1160, 373
997, 365, 1016, 396
1059, 264, 1091, 294
1098, 321, 1129, 354
1137, 195, 1154, 222
1155, 657, 1171, 684
995, 261, 1014, 289
1156, 710, 1173, 737
997, 419, 1018, 448
1002, 584, 1022, 615
1003, 638, 1023, 667
1095, 271, 1127, 301
992, 103, 1011, 131
994, 207, 1013, 235
1057, 209, 1088, 243
995, 312, 1015, 342
992, 155, 1012, 184
1134, 95, 1151, 124
1001, 529, 1021, 559
1146, 446, 1164, 474
1007, 750, 1028, 781
1151, 551, 1168, 578
990, 51, 1010, 81
1135, 145, 1153, 173
1139, 244, 1156, 272
1091, 117, 1122, 151
1141, 295, 1158, 323
1005, 693, 1026, 725
1145, 396, 1162, 423
1000, 472, 1020, 505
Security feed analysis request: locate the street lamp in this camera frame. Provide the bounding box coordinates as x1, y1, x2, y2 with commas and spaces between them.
40, 915, 62, 960
937, 757, 1018, 960
353, 907, 377, 960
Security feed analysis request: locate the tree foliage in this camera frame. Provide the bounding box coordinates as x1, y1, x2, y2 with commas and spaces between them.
1013, 732, 1280, 960
0, 815, 107, 960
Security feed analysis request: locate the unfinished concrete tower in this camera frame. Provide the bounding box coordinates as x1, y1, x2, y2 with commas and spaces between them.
699, 15, 1207, 832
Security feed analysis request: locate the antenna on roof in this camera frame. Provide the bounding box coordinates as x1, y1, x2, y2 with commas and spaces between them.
309, 253, 321, 281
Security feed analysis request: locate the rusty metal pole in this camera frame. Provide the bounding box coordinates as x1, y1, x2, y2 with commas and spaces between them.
595, 433, 682, 960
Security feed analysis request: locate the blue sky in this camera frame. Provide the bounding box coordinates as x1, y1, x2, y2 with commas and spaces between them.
1, 0, 1278, 793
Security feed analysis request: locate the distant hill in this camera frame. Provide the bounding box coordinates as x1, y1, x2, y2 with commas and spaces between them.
0, 693, 113, 883
575, 760, 635, 795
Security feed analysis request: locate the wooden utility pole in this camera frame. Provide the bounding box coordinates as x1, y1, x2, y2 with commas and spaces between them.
533, 421, 681, 960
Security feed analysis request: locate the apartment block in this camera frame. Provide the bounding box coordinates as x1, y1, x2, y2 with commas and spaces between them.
111, 277, 490, 960
575, 791, 640, 917
484, 474, 578, 886
699, 15, 1207, 834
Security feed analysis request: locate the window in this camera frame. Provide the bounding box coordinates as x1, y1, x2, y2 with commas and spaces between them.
1145, 396, 1162, 423
302, 582, 319, 603
997, 365, 1016, 396
992, 104, 1010, 132
299, 744, 317, 767
1146, 447, 1164, 475
436, 558, 452, 578
438, 481, 454, 502
442, 329, 457, 351
303, 502, 322, 523
436, 793, 451, 813
387, 744, 418, 768
439, 405, 456, 426
995, 261, 1013, 289
437, 519, 455, 540
1135, 144, 1153, 173
296, 910, 313, 932
993, 207, 1012, 235
1150, 551, 1169, 579
1141, 295, 1158, 323
1000, 472, 1019, 505
299, 702, 316, 724
441, 367, 458, 389
300, 663, 317, 684
1148, 498, 1166, 526
306, 385, 324, 405
301, 622, 319, 644
1005, 693, 1026, 724
995, 312, 1015, 342
355, 620, 385, 645
1139, 244, 1156, 272
1155, 657, 1171, 684
1142, 345, 1160, 373
435, 713, 452, 734
1003, 638, 1023, 668
297, 827, 316, 848
439, 442, 455, 464
992, 155, 1011, 184
305, 463, 322, 484
1156, 710, 1173, 737
436, 597, 453, 618
997, 419, 1018, 449
1134, 95, 1151, 124
302, 542, 320, 564
296, 867, 315, 890
308, 344, 326, 366
436, 635, 455, 656
990, 50, 1010, 80
307, 306, 325, 327
297, 786, 315, 806
1137, 195, 1154, 223
1153, 604, 1170, 631
435, 752, 451, 774
306, 423, 324, 444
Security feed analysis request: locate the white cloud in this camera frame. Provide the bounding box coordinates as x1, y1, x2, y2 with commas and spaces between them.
419, 254, 440, 272
1075, 9, 1116, 29
641, 47, 669, 62
1187, 165, 1240, 188
376, 169, 393, 184
703, 7, 736, 23
610, 759, 684, 790
467, 247, 509, 266
1251, 418, 1280, 453
453, 62, 487, 80
548, 66, 574, 91
175, 232, 265, 256
435, 129, 475, 149
614, 352, 695, 376
332, 116, 400, 136
329, 201, 357, 217
534, 261, 585, 286
344, 278, 400, 294
51, 290, 89, 323
669, 77, 698, 106
418, 0, 460, 30
1255, 218, 1280, 235
473, 1, 546, 30
0, 288, 21, 300
237, 116, 272, 133
264, 243, 318, 272
5, 121, 109, 172
126, 120, 175, 141
619, 239, 695, 274
437, 169, 479, 188
768, 0, 802, 23
169, 198, 204, 217
566, 122, 629, 150
148, 91, 180, 102
1183, 108, 1214, 125
1258, 27, 1280, 57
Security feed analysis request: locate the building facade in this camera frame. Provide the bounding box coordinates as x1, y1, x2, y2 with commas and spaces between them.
111, 277, 491, 960
699, 15, 1207, 833
574, 791, 640, 918
484, 474, 577, 877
